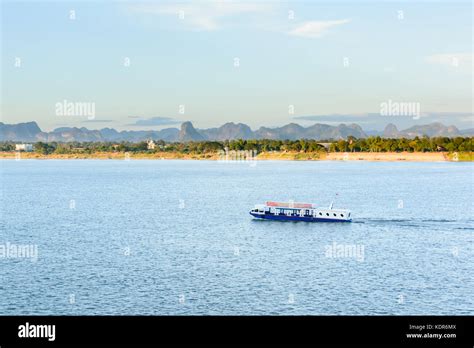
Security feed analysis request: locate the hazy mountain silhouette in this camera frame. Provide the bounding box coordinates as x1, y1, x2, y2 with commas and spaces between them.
1, 121, 472, 142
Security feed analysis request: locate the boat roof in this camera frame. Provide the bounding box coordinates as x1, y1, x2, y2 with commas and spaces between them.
266, 201, 314, 208
256, 203, 350, 213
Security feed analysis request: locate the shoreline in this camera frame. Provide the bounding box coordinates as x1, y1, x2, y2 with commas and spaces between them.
0, 151, 471, 162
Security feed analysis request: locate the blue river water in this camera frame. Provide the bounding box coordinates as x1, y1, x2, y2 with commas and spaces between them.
0, 159, 473, 315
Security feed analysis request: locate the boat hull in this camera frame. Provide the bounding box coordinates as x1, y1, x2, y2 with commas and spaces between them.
249, 212, 351, 223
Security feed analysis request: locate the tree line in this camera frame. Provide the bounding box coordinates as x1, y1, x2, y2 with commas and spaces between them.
0, 136, 472, 154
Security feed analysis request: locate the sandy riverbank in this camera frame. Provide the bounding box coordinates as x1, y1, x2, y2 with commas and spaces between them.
325, 152, 451, 162
0, 151, 219, 160
1, 151, 471, 161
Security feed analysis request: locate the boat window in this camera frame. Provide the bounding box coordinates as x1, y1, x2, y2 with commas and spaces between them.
333, 213, 336, 217
319, 212, 322, 216
340, 214, 344, 217
326, 213, 329, 216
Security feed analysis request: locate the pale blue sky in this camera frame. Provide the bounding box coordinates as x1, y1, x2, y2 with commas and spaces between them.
2, 0, 473, 131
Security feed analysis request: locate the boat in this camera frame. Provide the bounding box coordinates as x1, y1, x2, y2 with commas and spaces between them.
249, 201, 352, 222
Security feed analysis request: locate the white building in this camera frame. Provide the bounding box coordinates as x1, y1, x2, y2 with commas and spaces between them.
147, 140, 156, 150
15, 144, 33, 152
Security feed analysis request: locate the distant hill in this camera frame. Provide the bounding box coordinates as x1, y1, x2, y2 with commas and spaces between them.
0, 122, 42, 141
1, 121, 472, 143
199, 122, 254, 140
37, 127, 103, 142
402, 123, 460, 138
382, 123, 400, 138
460, 128, 474, 136
378, 122, 465, 138
179, 122, 204, 142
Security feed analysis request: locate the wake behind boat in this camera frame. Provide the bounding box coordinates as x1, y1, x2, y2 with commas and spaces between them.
250, 201, 352, 222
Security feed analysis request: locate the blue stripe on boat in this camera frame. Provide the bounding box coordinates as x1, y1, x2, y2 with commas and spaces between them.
249, 212, 351, 223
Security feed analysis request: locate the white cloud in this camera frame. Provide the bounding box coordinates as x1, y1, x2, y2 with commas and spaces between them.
426, 53, 473, 69
288, 19, 350, 38
128, 1, 273, 31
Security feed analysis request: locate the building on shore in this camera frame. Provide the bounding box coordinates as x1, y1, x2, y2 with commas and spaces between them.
147, 140, 156, 150
15, 144, 33, 152
317, 143, 332, 150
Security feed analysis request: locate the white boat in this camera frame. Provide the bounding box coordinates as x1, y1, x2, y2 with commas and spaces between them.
249, 201, 352, 222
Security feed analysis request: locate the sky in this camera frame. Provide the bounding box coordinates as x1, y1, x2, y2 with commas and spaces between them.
1, 0, 473, 131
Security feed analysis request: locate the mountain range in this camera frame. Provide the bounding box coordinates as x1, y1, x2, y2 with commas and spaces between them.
1, 121, 472, 143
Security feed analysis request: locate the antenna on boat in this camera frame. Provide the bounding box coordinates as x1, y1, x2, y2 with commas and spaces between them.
329, 193, 338, 209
